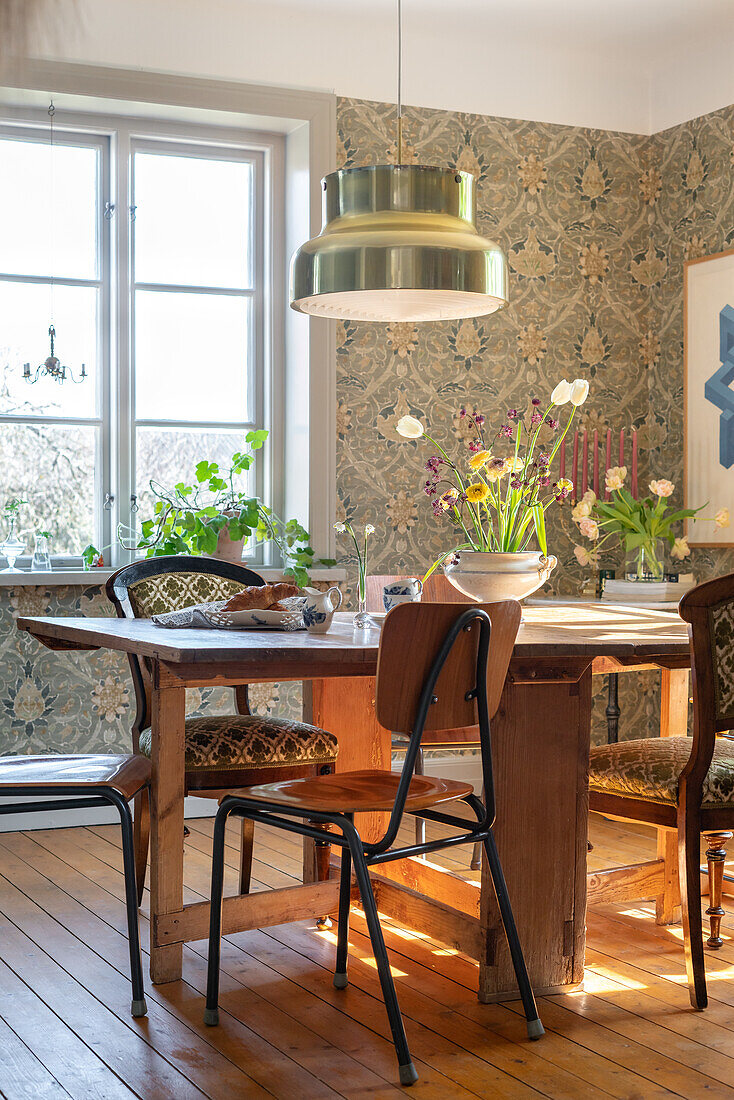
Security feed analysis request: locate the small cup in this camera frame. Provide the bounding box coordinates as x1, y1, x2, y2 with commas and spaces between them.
382, 577, 423, 612
302, 585, 343, 633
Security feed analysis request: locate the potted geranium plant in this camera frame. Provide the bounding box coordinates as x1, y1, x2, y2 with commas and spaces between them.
572, 469, 729, 579
120, 430, 332, 588
396, 378, 589, 601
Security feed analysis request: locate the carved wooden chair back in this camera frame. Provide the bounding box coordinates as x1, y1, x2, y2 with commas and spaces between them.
679, 574, 734, 807
106, 555, 264, 747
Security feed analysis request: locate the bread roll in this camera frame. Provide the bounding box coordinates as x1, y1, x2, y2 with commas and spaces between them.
220, 583, 300, 612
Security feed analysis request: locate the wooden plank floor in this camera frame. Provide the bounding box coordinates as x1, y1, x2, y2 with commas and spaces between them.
0, 814, 731, 1099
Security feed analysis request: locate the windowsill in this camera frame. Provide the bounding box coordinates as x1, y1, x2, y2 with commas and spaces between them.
0, 565, 347, 588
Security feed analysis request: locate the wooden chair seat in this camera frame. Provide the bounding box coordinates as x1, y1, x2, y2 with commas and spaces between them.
233, 768, 474, 812
590, 737, 734, 806
138, 715, 338, 772
0, 754, 151, 801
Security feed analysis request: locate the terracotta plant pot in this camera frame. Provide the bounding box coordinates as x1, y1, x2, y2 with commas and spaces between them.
213, 514, 246, 563
444, 550, 557, 602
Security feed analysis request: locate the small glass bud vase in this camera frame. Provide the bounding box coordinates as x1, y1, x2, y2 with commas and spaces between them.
353, 575, 374, 629
31, 533, 52, 572
0, 517, 25, 574
626, 539, 665, 582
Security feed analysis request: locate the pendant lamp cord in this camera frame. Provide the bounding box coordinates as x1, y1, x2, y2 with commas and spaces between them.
48, 97, 55, 335
397, 0, 402, 165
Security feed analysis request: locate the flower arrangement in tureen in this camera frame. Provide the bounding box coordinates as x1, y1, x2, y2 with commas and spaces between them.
396, 377, 589, 582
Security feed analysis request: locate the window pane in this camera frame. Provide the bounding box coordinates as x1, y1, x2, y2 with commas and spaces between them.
0, 423, 98, 556
135, 290, 250, 422
0, 138, 98, 280
134, 151, 253, 289
134, 427, 253, 533
0, 282, 99, 418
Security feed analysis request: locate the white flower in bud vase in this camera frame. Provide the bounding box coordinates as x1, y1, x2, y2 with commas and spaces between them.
569, 378, 590, 406
671, 536, 690, 560
364, 524, 375, 535
396, 415, 424, 439
333, 522, 346, 533
550, 379, 571, 405
715, 507, 730, 529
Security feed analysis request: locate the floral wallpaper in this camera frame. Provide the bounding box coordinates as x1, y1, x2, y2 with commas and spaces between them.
0, 584, 300, 757
4, 96, 734, 760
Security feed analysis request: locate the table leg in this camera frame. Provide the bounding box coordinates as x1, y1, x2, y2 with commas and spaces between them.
479, 665, 592, 1000
655, 667, 689, 925
303, 676, 390, 843
606, 673, 620, 743
149, 678, 186, 984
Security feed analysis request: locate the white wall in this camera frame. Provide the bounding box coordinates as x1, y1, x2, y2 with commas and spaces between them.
26, 0, 653, 134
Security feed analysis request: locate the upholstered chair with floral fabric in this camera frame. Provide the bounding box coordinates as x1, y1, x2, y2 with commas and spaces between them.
588, 573, 734, 1010
106, 556, 338, 908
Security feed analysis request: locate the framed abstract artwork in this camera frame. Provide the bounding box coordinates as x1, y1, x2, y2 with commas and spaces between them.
684, 248, 734, 547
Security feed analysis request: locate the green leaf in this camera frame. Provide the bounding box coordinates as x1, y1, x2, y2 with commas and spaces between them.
531, 504, 547, 555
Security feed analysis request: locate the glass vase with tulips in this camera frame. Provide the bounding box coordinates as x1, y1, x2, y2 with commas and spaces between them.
396, 377, 590, 581
572, 470, 730, 580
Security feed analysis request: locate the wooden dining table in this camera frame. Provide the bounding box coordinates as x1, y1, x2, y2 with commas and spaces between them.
17, 602, 691, 1002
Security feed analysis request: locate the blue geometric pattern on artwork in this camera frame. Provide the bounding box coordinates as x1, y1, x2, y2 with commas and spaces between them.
704, 305, 734, 469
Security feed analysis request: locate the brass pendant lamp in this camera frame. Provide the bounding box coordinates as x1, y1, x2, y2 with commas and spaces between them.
289, 1, 508, 322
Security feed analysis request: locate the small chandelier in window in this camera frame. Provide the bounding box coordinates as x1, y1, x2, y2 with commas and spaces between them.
23, 324, 86, 385
23, 98, 88, 386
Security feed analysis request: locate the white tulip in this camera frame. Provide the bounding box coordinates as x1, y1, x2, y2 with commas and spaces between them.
569, 378, 590, 406
396, 415, 424, 439
550, 379, 572, 405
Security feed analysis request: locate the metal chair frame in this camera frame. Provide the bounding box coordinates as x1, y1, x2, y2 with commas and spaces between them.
203, 607, 542, 1086
0, 784, 147, 1018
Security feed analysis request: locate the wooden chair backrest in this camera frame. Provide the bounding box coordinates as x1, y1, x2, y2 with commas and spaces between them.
105, 555, 263, 740
679, 573, 734, 800
375, 600, 520, 736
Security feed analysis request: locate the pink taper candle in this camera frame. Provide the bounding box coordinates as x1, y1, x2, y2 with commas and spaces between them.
593, 429, 599, 497
605, 429, 612, 500
582, 430, 588, 496
631, 430, 638, 498
572, 431, 579, 501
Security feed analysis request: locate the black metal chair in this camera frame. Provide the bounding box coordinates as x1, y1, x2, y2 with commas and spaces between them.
0, 754, 149, 1017
203, 601, 543, 1086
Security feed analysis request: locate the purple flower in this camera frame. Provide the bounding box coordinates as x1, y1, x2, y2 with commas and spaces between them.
468, 439, 483, 452
423, 481, 437, 497
431, 500, 444, 516
499, 424, 513, 438
531, 398, 541, 406
474, 413, 486, 426
507, 409, 521, 421
510, 476, 523, 490
539, 476, 551, 487
531, 410, 543, 424
459, 407, 467, 419
538, 451, 550, 467
545, 416, 559, 430
424, 456, 443, 472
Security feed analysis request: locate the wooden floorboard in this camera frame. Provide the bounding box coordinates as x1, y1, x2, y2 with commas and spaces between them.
0, 814, 730, 1098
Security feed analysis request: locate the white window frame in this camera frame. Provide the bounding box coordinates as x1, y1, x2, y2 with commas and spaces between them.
0, 108, 284, 568
0, 63, 336, 570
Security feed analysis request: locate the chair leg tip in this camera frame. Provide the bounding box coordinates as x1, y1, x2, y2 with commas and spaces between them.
526, 1018, 544, 1040
470, 860, 481, 871
316, 916, 332, 931
203, 1007, 220, 1026
333, 972, 348, 989
130, 998, 147, 1018
399, 1062, 419, 1086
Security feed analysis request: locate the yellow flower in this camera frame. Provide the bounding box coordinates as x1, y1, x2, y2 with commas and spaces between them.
605, 465, 627, 492
485, 457, 510, 481
558, 478, 573, 492
468, 449, 492, 470
671, 536, 690, 560
466, 482, 490, 504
